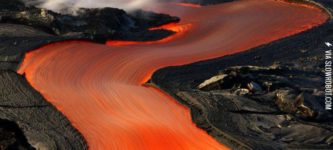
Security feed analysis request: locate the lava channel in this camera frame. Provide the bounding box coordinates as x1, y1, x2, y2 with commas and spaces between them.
18, 0, 328, 150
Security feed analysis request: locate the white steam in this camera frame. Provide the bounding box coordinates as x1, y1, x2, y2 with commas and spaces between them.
22, 0, 159, 13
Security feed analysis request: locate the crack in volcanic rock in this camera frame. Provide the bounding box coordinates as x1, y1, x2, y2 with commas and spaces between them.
16, 0, 328, 149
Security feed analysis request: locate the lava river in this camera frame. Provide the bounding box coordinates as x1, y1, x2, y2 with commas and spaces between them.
18, 0, 328, 149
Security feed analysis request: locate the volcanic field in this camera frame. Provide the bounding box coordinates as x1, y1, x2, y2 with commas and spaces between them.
0, 0, 333, 150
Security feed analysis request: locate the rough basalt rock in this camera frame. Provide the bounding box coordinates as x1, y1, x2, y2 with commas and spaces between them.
0, 119, 35, 150
198, 65, 331, 120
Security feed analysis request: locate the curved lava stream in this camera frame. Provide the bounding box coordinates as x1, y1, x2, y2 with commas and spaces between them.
18, 0, 328, 150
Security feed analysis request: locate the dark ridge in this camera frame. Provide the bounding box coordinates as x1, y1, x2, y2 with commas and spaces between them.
0, 0, 178, 57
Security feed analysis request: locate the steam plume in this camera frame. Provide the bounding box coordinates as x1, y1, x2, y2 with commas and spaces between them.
22, 0, 158, 13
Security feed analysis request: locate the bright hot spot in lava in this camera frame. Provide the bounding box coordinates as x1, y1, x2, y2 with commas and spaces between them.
107, 23, 192, 46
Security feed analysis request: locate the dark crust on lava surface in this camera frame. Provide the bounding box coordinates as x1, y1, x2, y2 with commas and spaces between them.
151, 0, 333, 149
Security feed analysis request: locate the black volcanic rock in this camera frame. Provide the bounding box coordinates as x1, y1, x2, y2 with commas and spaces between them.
0, 0, 179, 67
0, 0, 25, 11
0, 119, 35, 150
198, 64, 332, 120
129, 10, 180, 29
0, 2, 177, 37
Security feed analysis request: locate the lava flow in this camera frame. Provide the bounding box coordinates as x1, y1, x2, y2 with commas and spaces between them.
107, 23, 192, 46
173, 3, 202, 8
18, 0, 328, 150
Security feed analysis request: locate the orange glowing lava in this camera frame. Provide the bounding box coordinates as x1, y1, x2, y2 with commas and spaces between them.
149, 22, 190, 32
174, 3, 202, 8
107, 23, 192, 46
18, 0, 328, 150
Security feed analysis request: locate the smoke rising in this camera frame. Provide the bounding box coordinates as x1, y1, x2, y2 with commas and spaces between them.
22, 0, 159, 13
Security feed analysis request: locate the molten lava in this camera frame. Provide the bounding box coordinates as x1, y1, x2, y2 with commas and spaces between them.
107, 23, 192, 46
174, 3, 202, 8
18, 0, 328, 150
